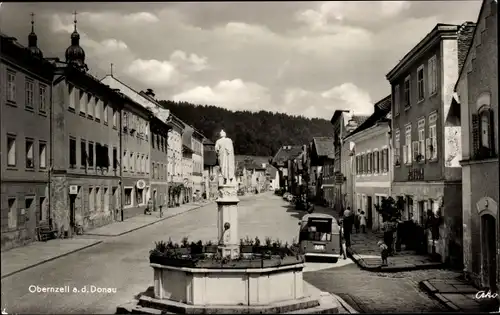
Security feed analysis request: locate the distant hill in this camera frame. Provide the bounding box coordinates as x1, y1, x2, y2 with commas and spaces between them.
158, 100, 333, 156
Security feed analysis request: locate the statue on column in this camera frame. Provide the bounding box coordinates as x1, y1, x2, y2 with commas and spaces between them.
215, 130, 235, 185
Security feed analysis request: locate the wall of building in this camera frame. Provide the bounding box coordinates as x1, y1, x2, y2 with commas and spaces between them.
121, 106, 150, 219
168, 129, 183, 184
1, 59, 52, 250
150, 130, 169, 210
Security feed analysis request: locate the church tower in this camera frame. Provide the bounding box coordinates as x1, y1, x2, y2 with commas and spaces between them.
27, 13, 43, 58
65, 11, 88, 71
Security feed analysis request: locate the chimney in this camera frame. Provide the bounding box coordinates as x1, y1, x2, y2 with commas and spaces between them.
145, 88, 155, 98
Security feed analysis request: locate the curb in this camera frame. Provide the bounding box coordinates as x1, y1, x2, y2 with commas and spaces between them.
348, 248, 445, 273
86, 202, 214, 237
331, 294, 358, 314
419, 280, 461, 312
1, 240, 103, 279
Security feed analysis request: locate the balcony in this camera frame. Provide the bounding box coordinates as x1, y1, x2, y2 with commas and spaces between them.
408, 167, 424, 181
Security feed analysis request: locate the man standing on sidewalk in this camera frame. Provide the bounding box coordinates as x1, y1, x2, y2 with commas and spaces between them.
343, 207, 354, 248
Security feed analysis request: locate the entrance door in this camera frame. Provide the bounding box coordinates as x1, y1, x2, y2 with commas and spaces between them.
69, 195, 76, 230
153, 190, 157, 210
482, 214, 497, 292
367, 196, 373, 229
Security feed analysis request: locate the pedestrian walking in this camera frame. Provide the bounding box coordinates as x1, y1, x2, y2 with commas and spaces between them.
359, 210, 367, 233
382, 219, 394, 255
339, 221, 347, 260
377, 240, 389, 266
342, 208, 353, 248
354, 209, 361, 233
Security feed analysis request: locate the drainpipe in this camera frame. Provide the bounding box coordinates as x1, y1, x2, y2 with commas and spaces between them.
119, 99, 124, 222
48, 74, 55, 228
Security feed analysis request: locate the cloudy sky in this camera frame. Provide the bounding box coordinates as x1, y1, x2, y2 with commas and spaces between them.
0, 1, 481, 118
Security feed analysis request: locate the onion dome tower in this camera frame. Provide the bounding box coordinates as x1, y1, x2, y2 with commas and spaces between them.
65, 11, 88, 71
27, 13, 43, 58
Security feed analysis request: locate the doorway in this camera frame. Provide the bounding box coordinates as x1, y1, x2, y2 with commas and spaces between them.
367, 196, 373, 229
69, 195, 76, 231
153, 189, 157, 211
481, 214, 497, 292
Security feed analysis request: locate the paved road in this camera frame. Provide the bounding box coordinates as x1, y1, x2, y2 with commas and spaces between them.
1, 193, 458, 314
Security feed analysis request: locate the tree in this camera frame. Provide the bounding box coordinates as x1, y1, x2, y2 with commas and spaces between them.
374, 197, 402, 222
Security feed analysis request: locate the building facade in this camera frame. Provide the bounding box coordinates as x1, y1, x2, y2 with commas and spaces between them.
1, 31, 54, 250
150, 115, 171, 211
454, 0, 498, 293
166, 115, 184, 204
191, 130, 204, 198
386, 22, 476, 265
308, 137, 334, 202
181, 124, 194, 203
202, 138, 218, 199
271, 145, 303, 193
345, 96, 392, 232
330, 111, 369, 212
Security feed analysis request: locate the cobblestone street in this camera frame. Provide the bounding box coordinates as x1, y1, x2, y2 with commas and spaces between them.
1, 193, 466, 314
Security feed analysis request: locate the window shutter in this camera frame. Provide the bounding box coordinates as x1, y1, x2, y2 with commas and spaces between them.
472, 114, 480, 156
425, 138, 431, 161
403, 145, 407, 164
385, 148, 389, 171
489, 109, 495, 153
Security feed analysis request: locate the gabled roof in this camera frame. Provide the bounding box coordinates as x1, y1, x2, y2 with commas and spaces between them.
272, 145, 303, 165
345, 95, 392, 140
330, 110, 351, 125
266, 165, 278, 178
312, 137, 334, 157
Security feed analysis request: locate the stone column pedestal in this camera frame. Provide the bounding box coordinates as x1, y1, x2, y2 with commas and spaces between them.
217, 184, 240, 259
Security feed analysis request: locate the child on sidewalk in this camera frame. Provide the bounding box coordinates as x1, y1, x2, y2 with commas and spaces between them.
377, 240, 389, 266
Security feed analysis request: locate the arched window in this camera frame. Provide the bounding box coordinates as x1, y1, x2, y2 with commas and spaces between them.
472, 92, 495, 159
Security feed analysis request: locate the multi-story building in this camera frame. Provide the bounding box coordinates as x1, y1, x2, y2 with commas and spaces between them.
308, 137, 334, 202
50, 21, 125, 235
100, 76, 171, 212
453, 0, 498, 293
271, 145, 303, 193
166, 114, 184, 203
149, 114, 171, 210
386, 22, 476, 265
191, 129, 204, 197
330, 111, 369, 212
120, 96, 152, 219
1, 26, 54, 250
202, 138, 218, 199
181, 124, 194, 203
344, 96, 392, 232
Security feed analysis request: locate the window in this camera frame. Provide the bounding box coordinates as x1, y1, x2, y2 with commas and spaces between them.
87, 93, 94, 117
7, 134, 16, 167
69, 85, 76, 110
403, 76, 411, 108
95, 98, 101, 121
367, 152, 372, 174
103, 102, 108, 124
25, 138, 34, 169
130, 152, 134, 171
88, 142, 94, 167
394, 130, 400, 166
70, 137, 77, 167
39, 141, 47, 169
103, 188, 109, 213
152, 162, 156, 179
25, 78, 34, 109
404, 125, 412, 164
123, 150, 128, 171
7, 71, 16, 103
472, 107, 495, 159
418, 119, 425, 161
25, 198, 34, 219
417, 65, 425, 101
112, 108, 118, 128
113, 147, 118, 170
8, 198, 17, 229
95, 187, 101, 211
39, 197, 46, 222
39, 84, 47, 113
123, 112, 128, 131
124, 188, 133, 206
79, 90, 86, 114
428, 55, 437, 95
481, 114, 490, 147
80, 139, 87, 167
152, 134, 156, 149
373, 150, 379, 173
428, 113, 438, 160
136, 188, 144, 205
89, 187, 95, 211
394, 85, 400, 116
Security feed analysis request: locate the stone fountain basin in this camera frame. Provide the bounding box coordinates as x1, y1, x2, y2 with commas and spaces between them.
151, 256, 305, 307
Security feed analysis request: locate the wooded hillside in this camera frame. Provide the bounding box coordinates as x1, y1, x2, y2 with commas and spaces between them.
158, 100, 333, 156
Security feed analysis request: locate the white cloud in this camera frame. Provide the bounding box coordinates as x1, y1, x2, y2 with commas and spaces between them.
170, 50, 208, 72
80, 11, 159, 26
126, 59, 180, 87
173, 79, 271, 111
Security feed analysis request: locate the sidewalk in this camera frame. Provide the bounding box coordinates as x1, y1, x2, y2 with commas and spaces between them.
85, 201, 213, 236
1, 238, 102, 279
347, 230, 444, 272
420, 278, 500, 312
